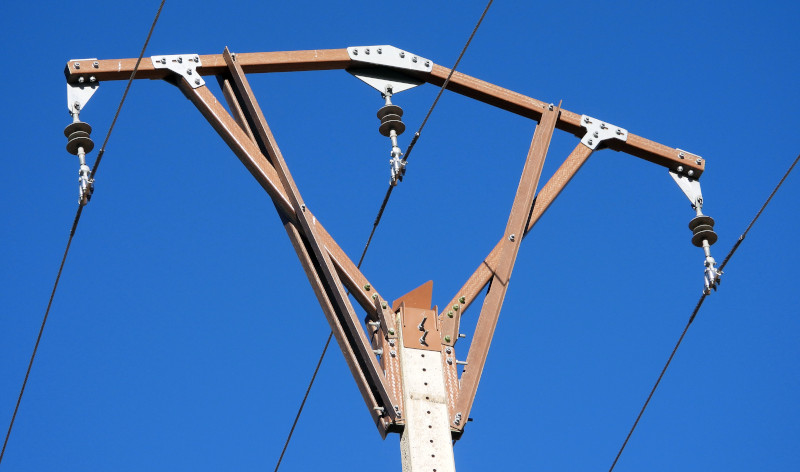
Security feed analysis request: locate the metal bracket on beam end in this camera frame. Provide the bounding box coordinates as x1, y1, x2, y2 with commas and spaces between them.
580, 115, 627, 150
151, 54, 205, 88
348, 45, 433, 73
669, 170, 703, 212
67, 79, 99, 118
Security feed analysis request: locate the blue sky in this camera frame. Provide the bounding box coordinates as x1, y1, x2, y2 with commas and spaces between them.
2, 1, 799, 470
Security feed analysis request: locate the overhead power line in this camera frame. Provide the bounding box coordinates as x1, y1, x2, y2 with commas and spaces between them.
0, 2, 165, 466
608, 150, 800, 472
272, 2, 494, 470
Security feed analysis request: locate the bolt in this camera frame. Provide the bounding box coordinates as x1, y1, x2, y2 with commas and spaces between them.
688, 170, 695, 176
300, 204, 306, 211
74, 62, 80, 69
447, 311, 454, 318
353, 49, 358, 55
412, 56, 418, 63
508, 234, 516, 241
78, 77, 85, 83
459, 333, 466, 338
677, 166, 684, 172
186, 69, 192, 75
161, 58, 167, 64
93, 61, 99, 68
399, 51, 405, 58
390, 350, 397, 357
696, 158, 702, 165
584, 116, 590, 123
600, 123, 607, 129
444, 335, 451, 343
453, 304, 460, 311
194, 56, 200, 62
195, 78, 201, 85
593, 131, 599, 138
89, 76, 96, 83
363, 283, 371, 291
587, 139, 593, 146
372, 293, 379, 300
389, 339, 395, 347
459, 296, 466, 304
548, 103, 554, 110
679, 151, 685, 159
616, 129, 624, 136
381, 302, 387, 309
177, 57, 183, 63
447, 358, 453, 365
377, 48, 382, 54
365, 48, 370, 55
388, 329, 395, 335
445, 347, 452, 354
425, 61, 430, 67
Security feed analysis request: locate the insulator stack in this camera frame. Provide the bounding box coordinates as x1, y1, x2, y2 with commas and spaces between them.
377, 104, 405, 137
688, 215, 717, 248
64, 121, 94, 156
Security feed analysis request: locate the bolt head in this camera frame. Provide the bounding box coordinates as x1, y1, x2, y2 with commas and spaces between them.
696, 158, 702, 165
388, 329, 395, 335
399, 51, 405, 58
616, 129, 623, 136
677, 166, 684, 172
177, 57, 183, 63
93, 61, 99, 68
353, 49, 358, 55
453, 304, 460, 311
593, 131, 599, 138
459, 296, 466, 304
587, 139, 593, 145
365, 48, 370, 54
412, 56, 417, 63
381, 302, 387, 309
444, 335, 451, 343
377, 48, 382, 54
363, 283, 371, 291
447, 311, 454, 318
600, 123, 607, 129
372, 293, 378, 300
425, 61, 430, 67
186, 69, 192, 75
195, 78, 201, 85
89, 76, 96, 83
679, 152, 685, 158
78, 77, 85, 83
508, 234, 516, 241
584, 116, 590, 123
74, 62, 80, 69
688, 170, 695, 176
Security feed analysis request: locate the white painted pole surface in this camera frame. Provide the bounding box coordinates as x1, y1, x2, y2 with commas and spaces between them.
399, 347, 456, 472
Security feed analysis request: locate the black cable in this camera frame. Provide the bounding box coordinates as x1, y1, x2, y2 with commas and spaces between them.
91, 0, 166, 179
357, 0, 494, 268
0, 3, 166, 466
0, 206, 83, 466
608, 150, 800, 472
273, 4, 495, 469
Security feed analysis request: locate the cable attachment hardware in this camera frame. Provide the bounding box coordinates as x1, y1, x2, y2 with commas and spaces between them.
64, 120, 95, 206
377, 86, 407, 186
580, 115, 628, 150
670, 170, 722, 294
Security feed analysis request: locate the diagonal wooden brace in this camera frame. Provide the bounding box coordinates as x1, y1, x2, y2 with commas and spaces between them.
217, 48, 400, 426
452, 104, 561, 428
440, 142, 594, 343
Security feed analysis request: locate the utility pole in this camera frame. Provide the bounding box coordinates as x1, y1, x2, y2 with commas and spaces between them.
63, 44, 721, 470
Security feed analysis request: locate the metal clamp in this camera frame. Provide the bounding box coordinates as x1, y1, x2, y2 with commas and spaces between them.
580, 115, 628, 150
348, 45, 433, 73
151, 54, 205, 88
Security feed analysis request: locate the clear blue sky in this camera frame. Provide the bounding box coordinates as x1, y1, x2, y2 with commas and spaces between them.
2, 1, 799, 470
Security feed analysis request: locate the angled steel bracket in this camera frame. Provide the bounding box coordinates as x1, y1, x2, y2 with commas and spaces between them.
152, 54, 205, 88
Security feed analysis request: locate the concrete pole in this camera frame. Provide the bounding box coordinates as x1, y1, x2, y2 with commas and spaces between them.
398, 343, 456, 471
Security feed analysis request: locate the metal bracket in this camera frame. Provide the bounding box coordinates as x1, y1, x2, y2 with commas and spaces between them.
151, 54, 205, 88
348, 45, 433, 73
348, 67, 424, 96
580, 115, 628, 150
67, 80, 99, 117
669, 170, 703, 210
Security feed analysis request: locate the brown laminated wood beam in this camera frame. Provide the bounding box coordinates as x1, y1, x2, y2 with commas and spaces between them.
441, 143, 594, 341
452, 105, 560, 427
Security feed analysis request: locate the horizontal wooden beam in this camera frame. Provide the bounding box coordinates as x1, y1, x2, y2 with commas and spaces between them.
65, 46, 704, 176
